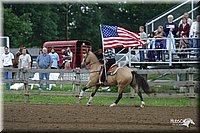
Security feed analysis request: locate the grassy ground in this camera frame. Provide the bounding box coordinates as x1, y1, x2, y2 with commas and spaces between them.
1, 73, 199, 107
2, 94, 199, 107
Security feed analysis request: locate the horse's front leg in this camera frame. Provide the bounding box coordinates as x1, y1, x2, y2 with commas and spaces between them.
78, 86, 88, 100
87, 85, 100, 106
78, 80, 94, 100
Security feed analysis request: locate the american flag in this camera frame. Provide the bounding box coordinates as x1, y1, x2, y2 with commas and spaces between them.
100, 24, 146, 48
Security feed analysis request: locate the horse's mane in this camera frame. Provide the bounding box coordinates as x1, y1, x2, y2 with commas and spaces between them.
93, 49, 103, 60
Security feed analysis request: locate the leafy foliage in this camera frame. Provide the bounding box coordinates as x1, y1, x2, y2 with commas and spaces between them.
3, 7, 33, 47
3, 3, 173, 50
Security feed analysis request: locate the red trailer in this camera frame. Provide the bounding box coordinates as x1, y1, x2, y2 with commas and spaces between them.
43, 40, 92, 69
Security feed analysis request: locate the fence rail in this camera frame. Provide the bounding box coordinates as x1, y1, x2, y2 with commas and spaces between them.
2, 67, 199, 103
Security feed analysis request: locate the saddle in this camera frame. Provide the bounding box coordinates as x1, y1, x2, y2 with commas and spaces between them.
98, 64, 119, 84
107, 64, 119, 75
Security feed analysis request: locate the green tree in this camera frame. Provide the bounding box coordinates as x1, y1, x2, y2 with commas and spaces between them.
3, 8, 32, 48
4, 4, 65, 48
3, 3, 174, 50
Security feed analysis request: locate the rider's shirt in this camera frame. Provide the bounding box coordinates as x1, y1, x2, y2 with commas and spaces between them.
104, 48, 115, 60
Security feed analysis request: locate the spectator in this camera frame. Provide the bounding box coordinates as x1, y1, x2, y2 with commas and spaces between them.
13, 44, 24, 68
49, 47, 60, 69
178, 12, 193, 26
61, 47, 73, 69
179, 17, 190, 38
189, 15, 200, 57
36, 47, 53, 91
18, 47, 32, 69
163, 15, 178, 55
154, 26, 166, 61
26, 49, 33, 68
138, 26, 147, 62
61, 48, 66, 69
2, 46, 14, 89
12, 45, 24, 78
147, 32, 156, 62
178, 17, 190, 58
39, 49, 43, 55
18, 47, 32, 79
163, 15, 178, 37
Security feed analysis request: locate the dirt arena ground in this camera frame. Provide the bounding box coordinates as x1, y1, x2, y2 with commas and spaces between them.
3, 103, 199, 133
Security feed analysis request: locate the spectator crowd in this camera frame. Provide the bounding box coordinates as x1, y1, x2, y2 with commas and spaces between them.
138, 13, 200, 62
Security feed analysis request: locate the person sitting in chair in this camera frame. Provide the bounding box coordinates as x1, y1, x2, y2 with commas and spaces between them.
100, 48, 116, 85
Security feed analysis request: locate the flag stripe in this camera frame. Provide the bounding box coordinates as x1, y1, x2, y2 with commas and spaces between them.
103, 40, 140, 44
104, 38, 139, 42
100, 25, 146, 48
118, 27, 140, 38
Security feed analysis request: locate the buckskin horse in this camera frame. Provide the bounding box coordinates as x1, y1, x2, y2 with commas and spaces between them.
79, 50, 150, 107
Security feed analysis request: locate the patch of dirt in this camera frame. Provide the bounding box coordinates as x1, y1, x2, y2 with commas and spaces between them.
3, 103, 199, 132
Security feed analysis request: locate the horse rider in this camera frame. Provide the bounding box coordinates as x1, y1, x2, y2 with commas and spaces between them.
99, 48, 116, 85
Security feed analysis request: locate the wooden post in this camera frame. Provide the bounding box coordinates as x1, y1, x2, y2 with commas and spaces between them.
188, 67, 196, 106
75, 68, 81, 93
74, 68, 81, 104
23, 68, 29, 103
188, 68, 194, 94
60, 73, 64, 90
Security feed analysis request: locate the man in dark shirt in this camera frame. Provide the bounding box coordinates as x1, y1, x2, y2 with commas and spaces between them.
163, 15, 178, 37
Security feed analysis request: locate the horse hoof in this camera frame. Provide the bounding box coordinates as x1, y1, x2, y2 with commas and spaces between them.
140, 104, 144, 108
109, 103, 117, 107
78, 96, 82, 101
140, 101, 145, 108
87, 102, 91, 106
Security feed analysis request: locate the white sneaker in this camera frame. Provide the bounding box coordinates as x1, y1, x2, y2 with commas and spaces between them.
102, 86, 109, 90
39, 88, 43, 91
46, 88, 50, 91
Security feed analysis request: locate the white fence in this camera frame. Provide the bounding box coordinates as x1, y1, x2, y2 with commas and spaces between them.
2, 67, 199, 102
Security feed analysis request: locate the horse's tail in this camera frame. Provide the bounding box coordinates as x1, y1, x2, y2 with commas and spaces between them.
131, 71, 151, 94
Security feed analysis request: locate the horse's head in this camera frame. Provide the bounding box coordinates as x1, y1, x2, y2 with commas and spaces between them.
81, 50, 101, 68
81, 50, 91, 68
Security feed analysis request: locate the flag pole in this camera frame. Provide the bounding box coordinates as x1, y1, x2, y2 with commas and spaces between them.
99, 24, 107, 82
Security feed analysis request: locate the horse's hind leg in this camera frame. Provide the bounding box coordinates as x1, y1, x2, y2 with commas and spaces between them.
138, 90, 145, 108
110, 92, 123, 107
110, 86, 123, 107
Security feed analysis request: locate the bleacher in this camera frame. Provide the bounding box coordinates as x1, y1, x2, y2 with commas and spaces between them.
115, 39, 200, 69
116, 0, 199, 69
